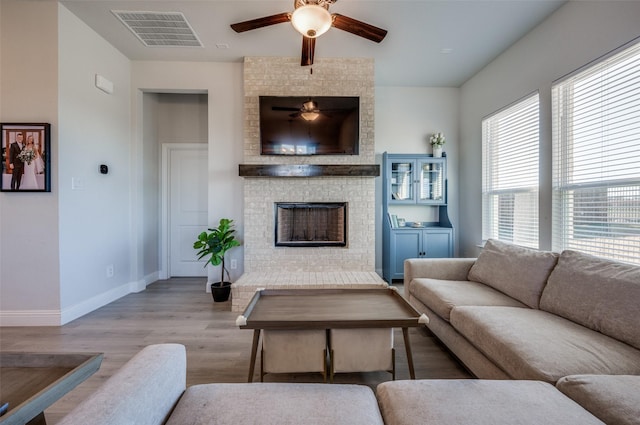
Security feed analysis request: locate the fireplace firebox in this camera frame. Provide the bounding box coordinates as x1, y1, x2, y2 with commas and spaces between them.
275, 202, 347, 247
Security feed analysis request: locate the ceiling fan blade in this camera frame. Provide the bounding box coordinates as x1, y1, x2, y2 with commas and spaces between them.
272, 106, 301, 112
331, 14, 387, 43
230, 12, 290, 33
301, 36, 316, 66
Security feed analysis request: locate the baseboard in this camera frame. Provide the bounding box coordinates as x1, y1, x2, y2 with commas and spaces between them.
0, 310, 61, 327
131, 271, 160, 293
1, 273, 162, 327
60, 282, 135, 325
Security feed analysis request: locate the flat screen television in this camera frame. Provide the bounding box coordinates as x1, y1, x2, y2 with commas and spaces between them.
259, 96, 359, 156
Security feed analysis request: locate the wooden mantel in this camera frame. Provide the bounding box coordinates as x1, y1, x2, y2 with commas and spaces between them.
238, 164, 380, 178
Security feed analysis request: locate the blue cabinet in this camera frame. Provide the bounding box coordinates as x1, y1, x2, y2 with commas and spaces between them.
382, 152, 454, 283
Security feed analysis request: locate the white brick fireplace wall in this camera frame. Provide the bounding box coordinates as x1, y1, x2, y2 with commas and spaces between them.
242, 57, 377, 272
234, 57, 385, 311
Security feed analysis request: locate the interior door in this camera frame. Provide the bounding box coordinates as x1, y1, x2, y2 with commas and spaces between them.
169, 145, 208, 277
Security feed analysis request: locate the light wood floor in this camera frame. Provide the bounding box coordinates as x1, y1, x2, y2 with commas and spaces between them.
0, 278, 471, 424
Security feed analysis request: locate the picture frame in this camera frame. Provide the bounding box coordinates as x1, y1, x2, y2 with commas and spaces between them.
1, 123, 51, 192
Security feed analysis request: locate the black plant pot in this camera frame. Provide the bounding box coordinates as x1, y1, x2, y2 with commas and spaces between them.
211, 281, 232, 302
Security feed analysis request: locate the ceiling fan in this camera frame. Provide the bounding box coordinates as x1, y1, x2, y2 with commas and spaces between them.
230, 0, 388, 67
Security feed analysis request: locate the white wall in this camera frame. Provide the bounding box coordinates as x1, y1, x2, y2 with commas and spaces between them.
57, 4, 132, 323
0, 0, 61, 325
131, 61, 244, 286
458, 0, 640, 257
142, 92, 160, 277
158, 94, 208, 144
375, 86, 460, 270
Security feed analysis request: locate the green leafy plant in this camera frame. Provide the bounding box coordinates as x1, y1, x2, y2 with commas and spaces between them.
194, 218, 240, 284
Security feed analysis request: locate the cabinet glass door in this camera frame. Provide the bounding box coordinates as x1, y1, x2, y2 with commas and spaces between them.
390, 161, 415, 202
419, 161, 445, 203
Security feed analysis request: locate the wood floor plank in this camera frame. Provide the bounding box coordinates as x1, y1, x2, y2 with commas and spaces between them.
0, 278, 471, 424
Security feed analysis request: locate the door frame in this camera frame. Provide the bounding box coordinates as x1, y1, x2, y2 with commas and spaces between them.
160, 143, 208, 279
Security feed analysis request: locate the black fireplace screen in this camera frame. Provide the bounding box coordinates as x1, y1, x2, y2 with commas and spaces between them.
275, 202, 347, 247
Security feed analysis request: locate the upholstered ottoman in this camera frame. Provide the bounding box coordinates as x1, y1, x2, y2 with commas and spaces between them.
330, 328, 394, 381
376, 380, 604, 425
261, 330, 327, 380
166, 383, 384, 425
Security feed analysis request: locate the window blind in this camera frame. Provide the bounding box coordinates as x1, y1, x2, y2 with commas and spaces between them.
482, 93, 540, 248
552, 40, 640, 265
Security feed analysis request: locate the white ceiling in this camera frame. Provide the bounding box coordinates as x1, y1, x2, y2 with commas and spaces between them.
60, 0, 567, 87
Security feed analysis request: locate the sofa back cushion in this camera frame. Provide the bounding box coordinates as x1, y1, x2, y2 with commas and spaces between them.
540, 250, 640, 350
467, 239, 559, 308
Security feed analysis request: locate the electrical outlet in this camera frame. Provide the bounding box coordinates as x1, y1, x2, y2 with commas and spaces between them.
230, 259, 237, 269
106, 265, 114, 278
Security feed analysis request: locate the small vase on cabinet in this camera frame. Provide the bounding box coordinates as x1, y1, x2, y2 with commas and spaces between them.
432, 145, 443, 158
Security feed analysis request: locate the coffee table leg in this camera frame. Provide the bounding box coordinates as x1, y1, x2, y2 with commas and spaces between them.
402, 327, 416, 379
248, 329, 261, 382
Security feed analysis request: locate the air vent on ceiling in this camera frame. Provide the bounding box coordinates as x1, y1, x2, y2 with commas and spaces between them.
112, 10, 203, 47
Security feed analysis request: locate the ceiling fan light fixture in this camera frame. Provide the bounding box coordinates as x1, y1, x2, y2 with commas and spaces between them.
301, 111, 320, 121
291, 5, 332, 38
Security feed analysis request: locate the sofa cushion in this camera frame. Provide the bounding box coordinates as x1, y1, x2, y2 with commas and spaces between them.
410, 278, 526, 322
166, 383, 384, 425
376, 379, 603, 425
540, 250, 640, 350
467, 239, 559, 308
450, 306, 640, 383
557, 375, 640, 425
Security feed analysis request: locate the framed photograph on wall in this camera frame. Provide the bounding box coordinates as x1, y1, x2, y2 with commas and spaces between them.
1, 123, 51, 192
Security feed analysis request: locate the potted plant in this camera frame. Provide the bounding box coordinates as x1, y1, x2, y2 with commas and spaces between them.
193, 218, 240, 302
429, 132, 446, 158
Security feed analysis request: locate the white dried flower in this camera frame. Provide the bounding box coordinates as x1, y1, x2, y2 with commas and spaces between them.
430, 132, 446, 146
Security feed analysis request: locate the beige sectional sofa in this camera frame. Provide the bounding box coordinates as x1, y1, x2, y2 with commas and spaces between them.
404, 238, 640, 423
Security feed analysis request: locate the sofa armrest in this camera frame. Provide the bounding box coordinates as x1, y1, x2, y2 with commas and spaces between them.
58, 344, 186, 425
404, 258, 476, 291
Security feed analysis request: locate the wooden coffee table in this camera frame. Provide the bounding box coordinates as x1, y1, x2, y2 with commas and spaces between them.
236, 288, 428, 382
0, 352, 103, 425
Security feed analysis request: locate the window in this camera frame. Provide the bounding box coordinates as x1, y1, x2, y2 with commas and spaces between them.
482, 93, 540, 248
552, 40, 640, 265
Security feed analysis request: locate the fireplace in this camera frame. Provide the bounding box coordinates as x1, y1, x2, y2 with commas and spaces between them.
275, 202, 347, 247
